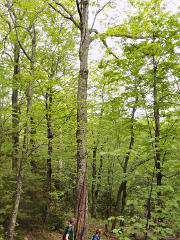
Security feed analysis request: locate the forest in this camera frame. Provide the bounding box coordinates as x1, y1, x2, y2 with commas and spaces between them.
0, 0, 179, 239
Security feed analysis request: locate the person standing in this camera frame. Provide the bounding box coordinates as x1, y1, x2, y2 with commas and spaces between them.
91, 229, 102, 240
63, 218, 76, 240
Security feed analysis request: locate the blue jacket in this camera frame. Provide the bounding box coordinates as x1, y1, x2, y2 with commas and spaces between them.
92, 236, 100, 240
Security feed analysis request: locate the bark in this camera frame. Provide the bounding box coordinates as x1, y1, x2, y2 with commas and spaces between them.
48, 1, 90, 238
29, 25, 36, 172
30, 117, 37, 172
46, 86, 53, 193
44, 85, 53, 223
91, 145, 97, 218
12, 43, 20, 171
153, 57, 164, 236
75, 1, 90, 240
153, 57, 162, 188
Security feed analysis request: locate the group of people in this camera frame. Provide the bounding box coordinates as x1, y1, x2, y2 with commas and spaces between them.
63, 218, 102, 240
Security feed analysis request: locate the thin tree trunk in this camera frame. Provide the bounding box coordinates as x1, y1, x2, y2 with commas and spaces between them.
7, 24, 36, 240
145, 165, 155, 240
46, 86, 53, 194
91, 87, 104, 218
112, 97, 138, 229
29, 25, 36, 173
91, 146, 103, 219
7, 126, 28, 240
112, 182, 123, 230
107, 162, 113, 218
12, 43, 20, 172
30, 116, 37, 172
153, 57, 164, 239
120, 97, 138, 227
91, 145, 97, 218
75, 1, 90, 240
44, 85, 53, 223
153, 56, 162, 188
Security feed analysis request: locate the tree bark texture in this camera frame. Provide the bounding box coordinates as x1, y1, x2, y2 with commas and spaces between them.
153, 57, 162, 188
12, 43, 20, 171
91, 145, 97, 218
46, 86, 53, 194
29, 25, 37, 173
75, 1, 90, 239
44, 85, 53, 224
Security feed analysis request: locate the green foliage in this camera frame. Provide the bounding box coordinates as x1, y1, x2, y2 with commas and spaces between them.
0, 0, 179, 239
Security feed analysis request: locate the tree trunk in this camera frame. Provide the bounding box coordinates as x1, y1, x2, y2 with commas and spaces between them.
44, 85, 53, 223
46, 86, 53, 194
91, 145, 97, 218
7, 76, 33, 240
7, 25, 36, 240
107, 162, 113, 218
30, 116, 37, 172
91, 88, 104, 219
75, 2, 90, 239
75, 0, 90, 239
47, 1, 90, 238
120, 98, 138, 227
113, 97, 138, 229
153, 57, 162, 188
12, 43, 20, 172
112, 182, 123, 230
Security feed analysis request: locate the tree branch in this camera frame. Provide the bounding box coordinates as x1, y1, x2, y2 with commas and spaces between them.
75, 0, 82, 23
90, 29, 119, 59
91, 0, 112, 31
129, 158, 152, 173
48, 1, 80, 29
6, 0, 32, 62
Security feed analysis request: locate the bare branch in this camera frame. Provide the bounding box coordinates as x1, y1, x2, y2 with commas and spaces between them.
91, 0, 112, 30
75, 0, 82, 22
90, 29, 119, 59
110, 33, 148, 39
48, 1, 80, 29
91, 26, 148, 40
129, 157, 152, 173
160, 101, 180, 106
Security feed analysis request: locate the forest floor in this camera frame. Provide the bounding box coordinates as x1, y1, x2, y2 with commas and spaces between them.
25, 218, 180, 240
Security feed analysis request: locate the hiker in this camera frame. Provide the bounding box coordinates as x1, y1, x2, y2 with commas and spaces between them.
91, 229, 102, 240
63, 217, 76, 240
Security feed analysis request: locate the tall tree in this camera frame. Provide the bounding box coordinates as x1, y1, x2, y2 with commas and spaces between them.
5, 0, 40, 238
12, 43, 20, 172
47, 1, 113, 238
